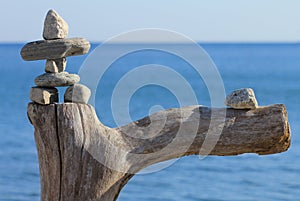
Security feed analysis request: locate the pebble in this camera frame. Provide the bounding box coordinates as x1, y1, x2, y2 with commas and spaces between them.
43, 9, 69, 40
30, 87, 58, 105
225, 88, 258, 109
64, 84, 91, 104
35, 72, 80, 87
45, 60, 58, 73
45, 58, 66, 73
54, 58, 67, 72
20, 38, 91, 61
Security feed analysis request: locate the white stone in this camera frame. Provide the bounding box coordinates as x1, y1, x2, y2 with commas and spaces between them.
64, 84, 91, 104
43, 9, 69, 40
225, 88, 258, 109
30, 87, 58, 105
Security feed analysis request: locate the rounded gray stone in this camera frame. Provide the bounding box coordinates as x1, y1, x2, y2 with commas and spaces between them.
43, 9, 69, 40
225, 88, 258, 109
35, 72, 80, 87
64, 84, 91, 104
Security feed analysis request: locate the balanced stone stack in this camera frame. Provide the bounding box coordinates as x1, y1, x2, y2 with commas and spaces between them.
21, 9, 91, 105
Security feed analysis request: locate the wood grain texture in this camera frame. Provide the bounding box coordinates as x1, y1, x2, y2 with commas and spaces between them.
27, 104, 61, 201
27, 103, 291, 201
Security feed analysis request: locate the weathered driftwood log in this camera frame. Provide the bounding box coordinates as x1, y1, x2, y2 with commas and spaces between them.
27, 103, 291, 201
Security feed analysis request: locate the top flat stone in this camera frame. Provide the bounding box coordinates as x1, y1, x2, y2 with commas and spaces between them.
20, 38, 91, 61
43, 9, 69, 40
225, 88, 258, 109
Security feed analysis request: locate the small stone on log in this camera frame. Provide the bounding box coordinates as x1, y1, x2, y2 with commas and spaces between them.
30, 87, 58, 105
43, 9, 69, 40
225, 88, 258, 109
64, 84, 91, 104
45, 58, 66, 73
20, 38, 90, 61
35, 72, 80, 87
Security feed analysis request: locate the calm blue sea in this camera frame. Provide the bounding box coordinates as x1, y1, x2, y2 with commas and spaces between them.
0, 43, 299, 201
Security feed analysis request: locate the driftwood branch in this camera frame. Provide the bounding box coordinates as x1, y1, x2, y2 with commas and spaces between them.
27, 103, 291, 201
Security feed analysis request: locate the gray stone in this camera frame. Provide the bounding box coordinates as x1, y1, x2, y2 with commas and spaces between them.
30, 87, 58, 105
64, 84, 91, 104
20, 38, 91, 61
45, 60, 58, 73
54, 58, 67, 72
225, 88, 258, 109
35, 72, 80, 87
45, 58, 66, 73
43, 9, 69, 40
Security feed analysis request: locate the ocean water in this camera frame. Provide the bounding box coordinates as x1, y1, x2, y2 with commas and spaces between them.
0, 43, 299, 201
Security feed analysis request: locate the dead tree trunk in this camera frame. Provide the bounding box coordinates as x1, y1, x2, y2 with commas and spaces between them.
27, 103, 291, 201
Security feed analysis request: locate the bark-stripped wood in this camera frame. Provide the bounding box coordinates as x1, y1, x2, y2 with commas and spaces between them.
27, 104, 61, 201
27, 103, 291, 201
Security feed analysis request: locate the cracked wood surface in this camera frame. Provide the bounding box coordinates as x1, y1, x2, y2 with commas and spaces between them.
27, 103, 291, 201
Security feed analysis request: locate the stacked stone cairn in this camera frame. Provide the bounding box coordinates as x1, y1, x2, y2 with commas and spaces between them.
20, 9, 91, 105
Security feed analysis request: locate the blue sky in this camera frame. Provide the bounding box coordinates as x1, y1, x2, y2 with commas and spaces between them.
1, 0, 300, 42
